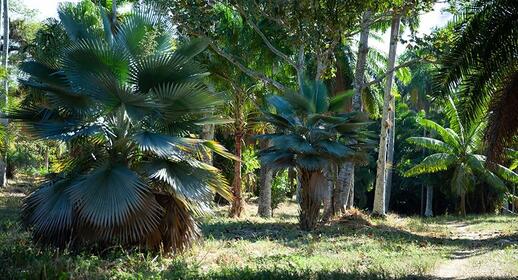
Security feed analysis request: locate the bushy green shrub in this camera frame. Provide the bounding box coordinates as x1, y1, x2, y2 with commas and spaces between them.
271, 169, 290, 213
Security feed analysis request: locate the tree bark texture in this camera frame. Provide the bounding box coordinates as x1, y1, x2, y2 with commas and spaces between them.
338, 11, 371, 213
384, 111, 395, 213
373, 11, 402, 216
299, 169, 325, 231
1, 0, 8, 187
229, 131, 243, 217
424, 185, 433, 217
258, 139, 273, 217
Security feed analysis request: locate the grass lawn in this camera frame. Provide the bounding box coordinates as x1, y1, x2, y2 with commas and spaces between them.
1, 190, 517, 280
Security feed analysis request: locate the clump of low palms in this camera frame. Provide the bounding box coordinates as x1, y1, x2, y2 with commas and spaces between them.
404, 97, 518, 215
258, 81, 372, 230
13, 4, 233, 252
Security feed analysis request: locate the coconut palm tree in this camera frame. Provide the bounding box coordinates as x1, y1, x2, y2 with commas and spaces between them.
436, 0, 518, 163
404, 97, 518, 215
12, 5, 233, 252
258, 81, 372, 230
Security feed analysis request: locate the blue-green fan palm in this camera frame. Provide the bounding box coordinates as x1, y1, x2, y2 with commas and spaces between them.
13, 4, 233, 252
404, 97, 518, 215
258, 81, 373, 230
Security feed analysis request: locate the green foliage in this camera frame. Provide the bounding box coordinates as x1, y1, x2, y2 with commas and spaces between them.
435, 0, 518, 162
13, 3, 232, 251
242, 146, 260, 193
259, 81, 373, 172
404, 97, 518, 212
271, 170, 289, 212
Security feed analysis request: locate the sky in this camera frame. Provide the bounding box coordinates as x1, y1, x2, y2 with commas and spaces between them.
20, 0, 452, 54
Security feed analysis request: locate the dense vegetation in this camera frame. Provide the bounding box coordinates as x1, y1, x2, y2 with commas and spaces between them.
0, 0, 517, 279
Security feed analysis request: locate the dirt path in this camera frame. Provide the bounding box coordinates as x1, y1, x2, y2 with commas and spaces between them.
432, 221, 516, 279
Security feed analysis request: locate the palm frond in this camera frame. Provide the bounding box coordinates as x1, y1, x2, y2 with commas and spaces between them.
404, 153, 457, 177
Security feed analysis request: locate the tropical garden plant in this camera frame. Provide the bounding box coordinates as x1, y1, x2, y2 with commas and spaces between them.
436, 0, 518, 163
258, 81, 372, 230
12, 4, 233, 252
404, 97, 518, 215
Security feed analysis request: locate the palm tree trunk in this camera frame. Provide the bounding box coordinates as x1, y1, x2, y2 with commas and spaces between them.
1, 0, 8, 188
299, 169, 324, 231
373, 11, 402, 216
337, 11, 371, 214
229, 131, 243, 217
424, 185, 433, 217
258, 139, 273, 217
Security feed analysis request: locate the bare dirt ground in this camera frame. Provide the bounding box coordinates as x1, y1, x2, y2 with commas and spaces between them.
432, 221, 518, 279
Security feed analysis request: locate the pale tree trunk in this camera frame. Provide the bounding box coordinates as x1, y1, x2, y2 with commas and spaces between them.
322, 164, 337, 222
424, 185, 433, 217
337, 11, 371, 214
373, 11, 402, 216
44, 146, 49, 172
384, 111, 395, 213
112, 0, 117, 26
460, 191, 466, 216
1, 0, 8, 187
258, 139, 273, 217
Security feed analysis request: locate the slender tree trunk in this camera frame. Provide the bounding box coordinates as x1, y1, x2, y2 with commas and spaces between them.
337, 11, 371, 214
460, 192, 466, 216
44, 146, 49, 172
258, 139, 273, 217
229, 90, 244, 217
322, 164, 338, 222
424, 185, 433, 217
373, 11, 402, 216
299, 169, 324, 231
1, 0, 8, 188
112, 0, 117, 26
384, 114, 395, 213
229, 131, 243, 217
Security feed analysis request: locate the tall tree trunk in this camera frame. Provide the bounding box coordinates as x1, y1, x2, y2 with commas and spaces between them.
321, 167, 334, 221
384, 113, 395, 213
229, 90, 244, 217
373, 11, 402, 216
424, 185, 433, 217
1, 0, 8, 188
258, 139, 273, 217
44, 146, 49, 172
337, 11, 371, 214
299, 169, 324, 231
112, 0, 117, 26
229, 131, 243, 217
460, 192, 466, 216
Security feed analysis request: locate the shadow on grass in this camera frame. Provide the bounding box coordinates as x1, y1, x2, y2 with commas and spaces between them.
201, 216, 518, 258
162, 260, 518, 280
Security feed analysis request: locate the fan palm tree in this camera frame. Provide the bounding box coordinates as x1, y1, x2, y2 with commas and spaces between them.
436, 0, 518, 163
258, 81, 372, 230
12, 5, 233, 252
404, 97, 518, 215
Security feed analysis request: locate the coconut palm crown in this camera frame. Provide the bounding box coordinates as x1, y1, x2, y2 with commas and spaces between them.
404, 97, 518, 215
258, 81, 373, 230
12, 5, 233, 252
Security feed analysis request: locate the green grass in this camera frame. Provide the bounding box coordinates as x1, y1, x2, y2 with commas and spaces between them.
1, 193, 517, 280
